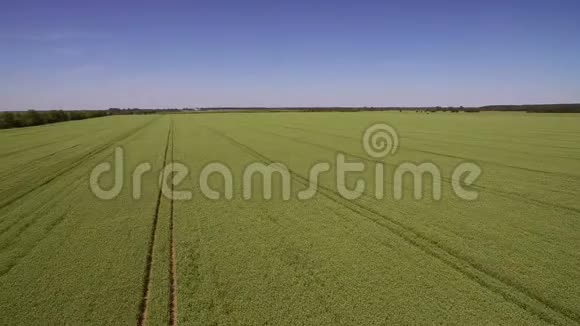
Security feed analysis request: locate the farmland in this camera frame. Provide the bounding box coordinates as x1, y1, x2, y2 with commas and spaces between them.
0, 112, 579, 325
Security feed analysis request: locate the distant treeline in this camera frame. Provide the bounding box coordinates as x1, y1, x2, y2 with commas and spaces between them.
0, 110, 107, 129
2, 104, 579, 129
478, 104, 580, 113
195, 106, 472, 113
196, 103, 580, 113
0, 108, 172, 129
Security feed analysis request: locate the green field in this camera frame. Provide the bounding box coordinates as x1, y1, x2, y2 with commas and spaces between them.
0, 112, 579, 325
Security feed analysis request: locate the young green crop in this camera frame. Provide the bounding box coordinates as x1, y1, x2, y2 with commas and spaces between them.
1, 112, 579, 324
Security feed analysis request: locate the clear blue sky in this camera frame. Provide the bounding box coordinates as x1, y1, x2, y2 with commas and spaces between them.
1, 0, 579, 109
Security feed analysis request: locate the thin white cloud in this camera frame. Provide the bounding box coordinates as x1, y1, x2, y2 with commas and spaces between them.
0, 31, 106, 42
51, 46, 84, 56
68, 64, 106, 74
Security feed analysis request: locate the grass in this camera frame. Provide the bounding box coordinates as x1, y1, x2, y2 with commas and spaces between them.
0, 112, 579, 324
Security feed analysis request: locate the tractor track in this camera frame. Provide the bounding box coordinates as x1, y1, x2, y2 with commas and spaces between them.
206, 125, 580, 326
0, 117, 161, 212
255, 124, 580, 215
169, 120, 178, 326
282, 124, 580, 179
137, 120, 173, 326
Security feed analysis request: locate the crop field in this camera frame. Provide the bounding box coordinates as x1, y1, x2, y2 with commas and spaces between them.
0, 112, 579, 325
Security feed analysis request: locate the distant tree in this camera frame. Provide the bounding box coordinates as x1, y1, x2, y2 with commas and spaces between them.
68, 111, 86, 120
0, 112, 21, 128
46, 110, 68, 123
23, 110, 44, 126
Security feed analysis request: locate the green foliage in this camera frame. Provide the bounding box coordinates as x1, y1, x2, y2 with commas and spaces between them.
24, 109, 45, 126
0, 112, 21, 128
0, 110, 107, 129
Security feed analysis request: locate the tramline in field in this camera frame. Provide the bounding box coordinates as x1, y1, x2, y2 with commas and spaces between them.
0, 112, 579, 324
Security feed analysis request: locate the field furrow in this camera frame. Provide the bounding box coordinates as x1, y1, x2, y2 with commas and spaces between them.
138, 120, 172, 326
205, 123, 578, 325
1, 112, 579, 325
